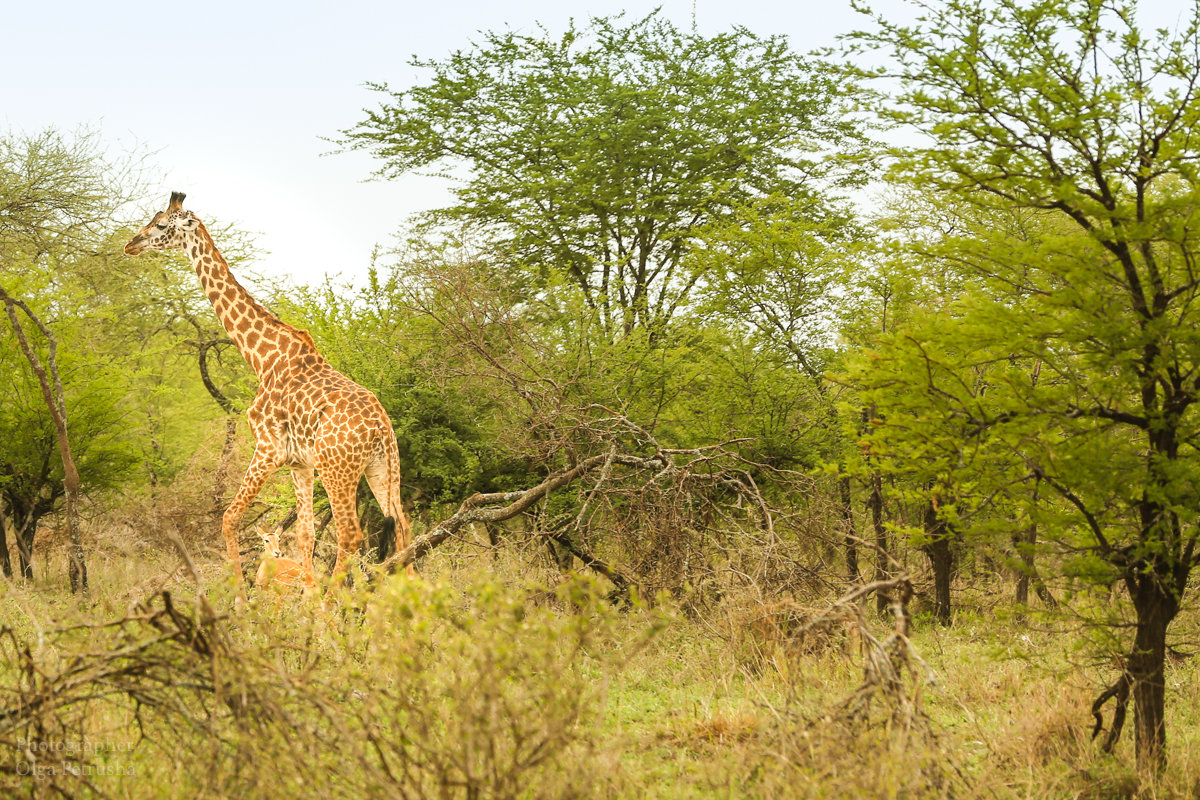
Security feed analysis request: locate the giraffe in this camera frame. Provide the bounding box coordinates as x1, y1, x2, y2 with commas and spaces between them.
124, 191, 414, 587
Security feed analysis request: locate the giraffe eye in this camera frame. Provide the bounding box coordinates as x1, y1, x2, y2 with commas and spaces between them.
156, 224, 167, 230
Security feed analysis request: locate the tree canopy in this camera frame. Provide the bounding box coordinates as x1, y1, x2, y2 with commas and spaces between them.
341, 11, 871, 337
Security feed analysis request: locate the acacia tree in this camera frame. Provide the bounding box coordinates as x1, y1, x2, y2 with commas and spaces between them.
341, 11, 869, 338
852, 0, 1200, 770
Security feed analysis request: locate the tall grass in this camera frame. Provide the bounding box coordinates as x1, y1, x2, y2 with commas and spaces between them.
1, 536, 1198, 799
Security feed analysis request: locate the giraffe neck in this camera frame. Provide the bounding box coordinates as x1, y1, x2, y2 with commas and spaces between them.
184, 221, 318, 380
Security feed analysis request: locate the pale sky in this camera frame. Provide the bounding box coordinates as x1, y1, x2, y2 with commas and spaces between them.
1, 0, 893, 287
3, 0, 1195, 288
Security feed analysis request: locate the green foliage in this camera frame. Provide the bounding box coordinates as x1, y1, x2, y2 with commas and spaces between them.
848, 0, 1200, 766
693, 195, 861, 381
0, 128, 139, 257
341, 11, 870, 335
0, 324, 141, 514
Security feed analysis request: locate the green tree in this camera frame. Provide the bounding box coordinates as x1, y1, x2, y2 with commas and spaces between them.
341, 11, 869, 337
840, 191, 1017, 624
691, 196, 867, 579
852, 0, 1200, 769
0, 128, 163, 583
0, 330, 139, 580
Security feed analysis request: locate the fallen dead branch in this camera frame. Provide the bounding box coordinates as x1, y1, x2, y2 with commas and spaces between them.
377, 416, 799, 603
750, 574, 965, 798
379, 450, 666, 592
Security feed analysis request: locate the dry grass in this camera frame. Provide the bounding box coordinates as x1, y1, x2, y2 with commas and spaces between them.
3, 524, 1200, 799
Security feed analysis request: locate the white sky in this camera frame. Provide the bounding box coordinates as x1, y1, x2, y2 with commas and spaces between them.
3, 0, 1195, 288
1, 0, 891, 287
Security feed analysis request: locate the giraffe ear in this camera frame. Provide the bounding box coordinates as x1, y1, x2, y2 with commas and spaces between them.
168, 191, 186, 211
179, 216, 199, 231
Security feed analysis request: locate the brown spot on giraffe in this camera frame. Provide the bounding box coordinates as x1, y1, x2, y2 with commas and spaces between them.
123, 192, 415, 591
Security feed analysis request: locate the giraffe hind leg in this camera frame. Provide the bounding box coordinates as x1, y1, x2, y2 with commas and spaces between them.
364, 460, 416, 576
324, 476, 364, 583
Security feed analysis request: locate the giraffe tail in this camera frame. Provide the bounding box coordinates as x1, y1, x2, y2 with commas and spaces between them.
376, 516, 397, 564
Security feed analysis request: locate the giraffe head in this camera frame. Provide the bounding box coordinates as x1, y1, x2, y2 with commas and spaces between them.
124, 191, 199, 255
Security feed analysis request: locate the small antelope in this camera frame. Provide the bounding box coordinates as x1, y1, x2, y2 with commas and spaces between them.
254, 526, 317, 599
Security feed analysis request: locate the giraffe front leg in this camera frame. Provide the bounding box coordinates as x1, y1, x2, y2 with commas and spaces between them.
222, 447, 280, 588
291, 466, 317, 582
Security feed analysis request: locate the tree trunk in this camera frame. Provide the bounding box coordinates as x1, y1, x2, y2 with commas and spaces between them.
195, 335, 241, 522
1014, 481, 1057, 609
63, 468, 85, 593
1014, 519, 1058, 610
1034, 575, 1058, 609
1014, 523, 1032, 606
838, 470, 859, 581
868, 471, 888, 614
14, 510, 37, 581
922, 500, 953, 627
0, 499, 11, 578
211, 416, 239, 518
1127, 577, 1175, 771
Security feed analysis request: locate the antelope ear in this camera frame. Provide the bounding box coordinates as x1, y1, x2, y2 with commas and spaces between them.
168, 191, 187, 211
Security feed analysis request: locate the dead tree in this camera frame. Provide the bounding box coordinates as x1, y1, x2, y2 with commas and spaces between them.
378, 412, 784, 603
783, 574, 934, 731
380, 449, 653, 600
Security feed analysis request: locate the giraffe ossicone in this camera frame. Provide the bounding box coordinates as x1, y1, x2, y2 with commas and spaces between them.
125, 191, 416, 587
